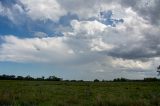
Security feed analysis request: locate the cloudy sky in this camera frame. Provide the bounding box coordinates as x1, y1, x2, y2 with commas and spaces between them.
0, 0, 160, 80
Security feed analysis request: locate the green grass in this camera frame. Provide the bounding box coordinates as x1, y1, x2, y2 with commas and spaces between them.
0, 80, 160, 106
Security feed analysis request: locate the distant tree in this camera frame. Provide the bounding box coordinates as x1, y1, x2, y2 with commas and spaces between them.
41, 76, 45, 80
120, 78, 128, 82
0, 74, 6, 80
36, 76, 45, 81
144, 77, 158, 82
36, 78, 42, 81
0, 74, 63, 81
17, 76, 24, 80
47, 76, 62, 81
24, 75, 34, 80
78, 80, 84, 82
70, 80, 76, 82
113, 78, 128, 82
10, 75, 16, 80
113, 78, 119, 82
94, 79, 99, 82
2, 74, 8, 79
157, 65, 160, 76
102, 79, 105, 82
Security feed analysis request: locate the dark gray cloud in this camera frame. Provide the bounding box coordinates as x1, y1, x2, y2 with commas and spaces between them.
120, 0, 160, 25
107, 45, 157, 60
106, 28, 160, 60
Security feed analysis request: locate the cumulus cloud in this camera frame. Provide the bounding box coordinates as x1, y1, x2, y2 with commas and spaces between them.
111, 58, 151, 70
0, 13, 155, 75
119, 0, 160, 25
21, 0, 66, 22
57, 0, 100, 20
0, 35, 75, 63
66, 20, 107, 38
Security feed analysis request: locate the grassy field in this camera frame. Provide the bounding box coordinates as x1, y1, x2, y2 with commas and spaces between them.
0, 80, 160, 106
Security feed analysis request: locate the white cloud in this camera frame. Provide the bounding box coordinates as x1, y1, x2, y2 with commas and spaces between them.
70, 20, 107, 36
33, 32, 48, 38
90, 38, 114, 52
0, 35, 74, 63
63, 20, 109, 41
111, 58, 152, 70
57, 0, 100, 20
21, 0, 66, 22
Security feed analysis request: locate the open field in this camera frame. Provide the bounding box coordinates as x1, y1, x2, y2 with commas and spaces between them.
0, 80, 160, 106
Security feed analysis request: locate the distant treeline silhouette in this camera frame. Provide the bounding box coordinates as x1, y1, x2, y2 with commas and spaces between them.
0, 74, 159, 82
0, 74, 62, 81
112, 77, 160, 82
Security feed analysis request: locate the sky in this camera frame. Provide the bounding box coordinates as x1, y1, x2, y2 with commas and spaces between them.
0, 0, 160, 80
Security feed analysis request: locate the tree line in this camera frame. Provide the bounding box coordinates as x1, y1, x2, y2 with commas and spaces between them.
0, 74, 62, 81
0, 74, 159, 82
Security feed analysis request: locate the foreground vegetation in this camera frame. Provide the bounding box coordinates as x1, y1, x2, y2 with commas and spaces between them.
0, 80, 160, 106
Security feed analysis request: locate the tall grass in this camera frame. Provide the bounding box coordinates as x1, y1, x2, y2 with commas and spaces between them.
0, 81, 159, 106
